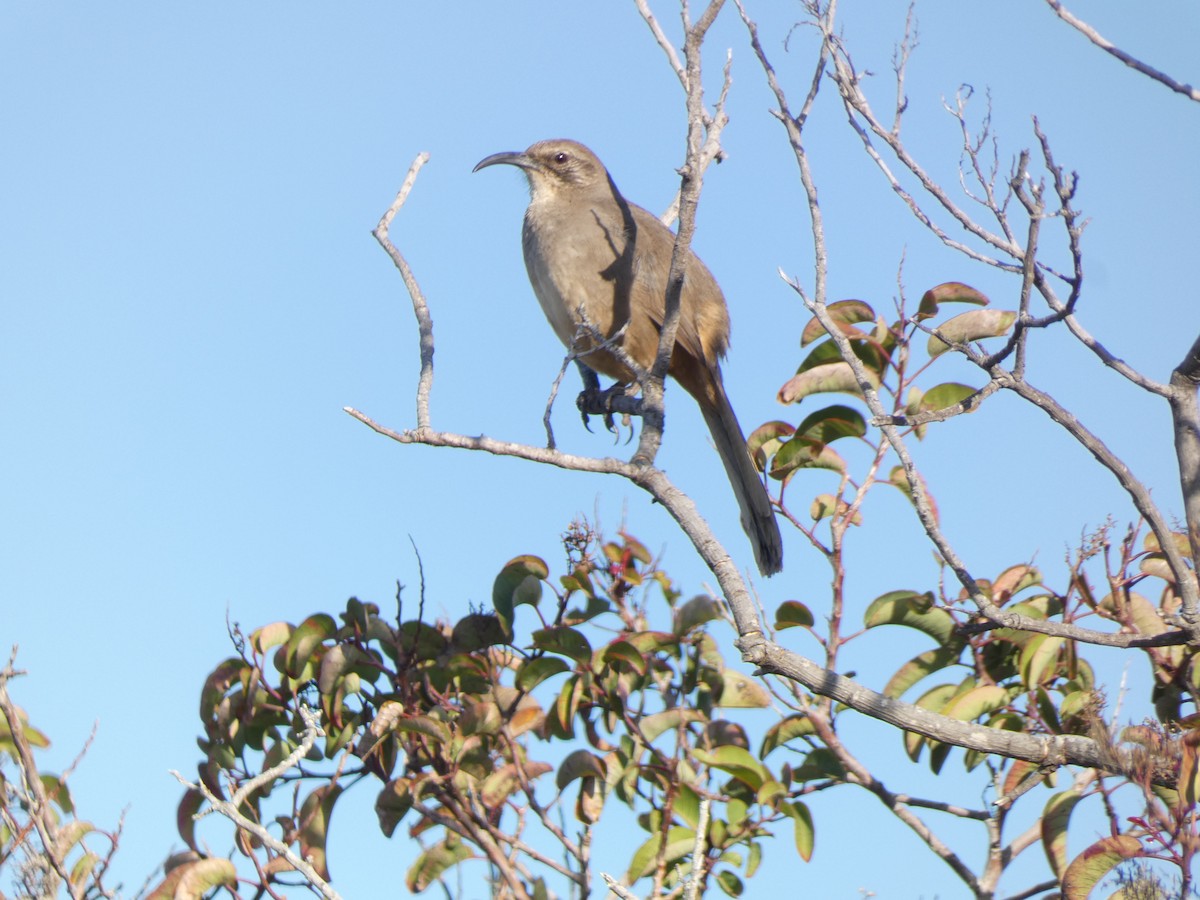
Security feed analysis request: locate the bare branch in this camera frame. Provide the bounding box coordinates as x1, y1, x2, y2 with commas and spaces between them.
1044, 0, 1200, 103
0, 650, 85, 900
373, 152, 434, 430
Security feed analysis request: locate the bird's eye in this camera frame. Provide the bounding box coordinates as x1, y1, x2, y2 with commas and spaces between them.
553, 152, 569, 164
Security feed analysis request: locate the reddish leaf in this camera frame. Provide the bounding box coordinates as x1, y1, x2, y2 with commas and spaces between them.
800, 299, 876, 346
914, 282, 990, 322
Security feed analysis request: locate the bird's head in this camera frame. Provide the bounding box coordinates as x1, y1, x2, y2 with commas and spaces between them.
473, 139, 609, 203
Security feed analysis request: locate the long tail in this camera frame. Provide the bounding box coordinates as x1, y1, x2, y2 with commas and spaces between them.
698, 383, 783, 577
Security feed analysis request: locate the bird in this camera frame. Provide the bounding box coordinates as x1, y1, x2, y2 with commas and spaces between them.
473, 139, 782, 577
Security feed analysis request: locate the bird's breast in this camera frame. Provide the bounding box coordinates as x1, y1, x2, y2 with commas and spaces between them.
521, 205, 622, 348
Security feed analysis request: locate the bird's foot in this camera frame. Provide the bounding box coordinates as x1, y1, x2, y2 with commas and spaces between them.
577, 382, 634, 440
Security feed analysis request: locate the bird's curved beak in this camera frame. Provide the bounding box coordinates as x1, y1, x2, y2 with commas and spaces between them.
472, 151, 534, 173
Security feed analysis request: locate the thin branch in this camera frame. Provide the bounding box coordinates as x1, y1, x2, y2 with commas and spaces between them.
171, 708, 344, 900
373, 152, 434, 431
0, 649, 85, 900
634, 0, 728, 468
1044, 0, 1200, 103
683, 798, 711, 900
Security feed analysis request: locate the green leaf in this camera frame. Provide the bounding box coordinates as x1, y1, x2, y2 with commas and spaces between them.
927, 309, 1016, 356
716, 870, 744, 897
627, 828, 696, 881
675, 595, 722, 635
1042, 788, 1081, 881
451, 613, 510, 651
779, 800, 815, 861
863, 590, 955, 646
250, 622, 293, 655
769, 435, 847, 479
774, 600, 814, 630
796, 404, 867, 443
516, 656, 571, 691
778, 362, 879, 405
914, 282, 990, 322
883, 646, 961, 699
747, 421, 795, 470
718, 670, 770, 708
1061, 835, 1143, 899
941, 685, 1009, 723
375, 779, 413, 838
692, 746, 770, 790
492, 555, 548, 631
602, 639, 649, 675
918, 382, 978, 414
1019, 635, 1064, 688
406, 838, 476, 892
555, 749, 607, 790
761, 714, 814, 757
284, 614, 336, 679
532, 626, 593, 665
800, 299, 876, 346
639, 708, 707, 743
392, 715, 451, 745
298, 784, 342, 881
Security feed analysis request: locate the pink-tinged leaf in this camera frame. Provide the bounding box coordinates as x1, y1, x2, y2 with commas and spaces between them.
778, 362, 880, 404
991, 564, 1042, 603
747, 421, 796, 470
775, 600, 815, 630
927, 309, 1016, 357
1098, 591, 1167, 637
555, 749, 607, 790
1061, 835, 1142, 899
1042, 789, 1082, 881
145, 858, 237, 900
1180, 730, 1200, 806
176, 788, 206, 851
918, 382, 978, 414
800, 299, 877, 346
915, 282, 990, 322
250, 621, 293, 654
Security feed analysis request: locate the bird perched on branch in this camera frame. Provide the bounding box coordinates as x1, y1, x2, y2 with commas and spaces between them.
474, 139, 782, 577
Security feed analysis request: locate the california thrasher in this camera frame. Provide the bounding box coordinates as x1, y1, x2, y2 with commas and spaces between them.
473, 139, 783, 576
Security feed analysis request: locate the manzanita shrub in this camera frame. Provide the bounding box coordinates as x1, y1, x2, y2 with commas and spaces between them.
180, 527, 812, 899
171, 283, 1200, 898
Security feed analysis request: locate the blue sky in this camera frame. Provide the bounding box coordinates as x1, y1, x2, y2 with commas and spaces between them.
3, 2, 1198, 897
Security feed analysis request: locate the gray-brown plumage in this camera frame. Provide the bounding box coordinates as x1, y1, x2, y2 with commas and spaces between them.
474, 139, 782, 576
